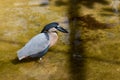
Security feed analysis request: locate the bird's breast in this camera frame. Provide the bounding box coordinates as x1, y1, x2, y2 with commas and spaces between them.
48, 32, 58, 47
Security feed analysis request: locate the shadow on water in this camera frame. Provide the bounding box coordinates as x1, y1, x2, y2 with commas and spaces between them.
67, 0, 109, 80
55, 0, 67, 6
72, 15, 111, 30
11, 57, 39, 64
55, 0, 109, 80
55, 0, 108, 8
67, 0, 86, 79
84, 56, 120, 65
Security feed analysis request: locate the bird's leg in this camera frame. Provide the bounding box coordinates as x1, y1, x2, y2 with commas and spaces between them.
38, 57, 43, 63
39, 57, 42, 61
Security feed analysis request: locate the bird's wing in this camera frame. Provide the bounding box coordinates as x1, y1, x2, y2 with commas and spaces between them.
17, 33, 50, 60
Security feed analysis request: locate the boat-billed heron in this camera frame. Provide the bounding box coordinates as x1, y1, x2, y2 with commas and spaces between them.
17, 22, 68, 60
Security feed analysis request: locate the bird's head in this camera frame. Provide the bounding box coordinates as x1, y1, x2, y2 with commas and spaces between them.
41, 22, 68, 33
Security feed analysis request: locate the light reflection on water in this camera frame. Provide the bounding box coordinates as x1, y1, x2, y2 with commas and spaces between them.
111, 0, 120, 13
103, 0, 120, 27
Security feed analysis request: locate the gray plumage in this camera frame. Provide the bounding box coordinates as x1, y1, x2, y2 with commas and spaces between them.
17, 33, 50, 60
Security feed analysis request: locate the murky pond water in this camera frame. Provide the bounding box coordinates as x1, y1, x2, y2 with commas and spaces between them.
0, 0, 70, 80
1, 0, 120, 80
0, 0, 69, 43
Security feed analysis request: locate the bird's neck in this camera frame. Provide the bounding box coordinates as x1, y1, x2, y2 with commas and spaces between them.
48, 32, 58, 47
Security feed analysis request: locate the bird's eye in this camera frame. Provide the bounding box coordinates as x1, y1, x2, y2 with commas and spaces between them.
57, 25, 60, 27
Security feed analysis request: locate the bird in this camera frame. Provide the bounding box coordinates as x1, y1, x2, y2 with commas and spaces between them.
17, 22, 68, 60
